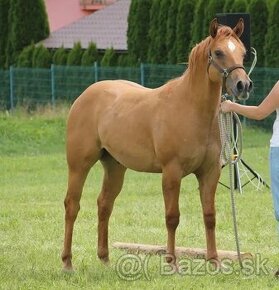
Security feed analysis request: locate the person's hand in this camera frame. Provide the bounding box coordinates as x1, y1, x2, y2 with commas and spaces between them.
220, 100, 233, 113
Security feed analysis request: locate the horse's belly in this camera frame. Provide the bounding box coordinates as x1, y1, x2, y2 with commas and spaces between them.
103, 142, 162, 173
99, 124, 161, 172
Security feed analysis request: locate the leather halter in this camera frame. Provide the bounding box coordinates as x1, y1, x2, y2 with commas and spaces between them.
207, 50, 246, 94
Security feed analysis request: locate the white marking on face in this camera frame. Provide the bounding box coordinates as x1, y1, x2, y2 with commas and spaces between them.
228, 40, 236, 52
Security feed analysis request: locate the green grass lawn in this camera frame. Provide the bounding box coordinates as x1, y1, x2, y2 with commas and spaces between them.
0, 110, 278, 289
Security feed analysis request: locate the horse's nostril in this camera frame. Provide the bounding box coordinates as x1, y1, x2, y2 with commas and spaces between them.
237, 81, 244, 92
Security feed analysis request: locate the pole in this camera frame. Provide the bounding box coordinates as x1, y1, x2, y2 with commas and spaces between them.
94, 61, 98, 83
140, 63, 145, 86
9, 66, 14, 110
51, 64, 55, 108
233, 115, 242, 193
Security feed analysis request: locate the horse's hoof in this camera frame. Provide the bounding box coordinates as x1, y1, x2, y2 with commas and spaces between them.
165, 253, 176, 264
275, 269, 279, 278
100, 257, 110, 266
208, 258, 222, 271
62, 266, 75, 274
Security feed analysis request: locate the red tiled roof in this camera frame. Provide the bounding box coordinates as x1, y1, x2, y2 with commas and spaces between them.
41, 0, 130, 51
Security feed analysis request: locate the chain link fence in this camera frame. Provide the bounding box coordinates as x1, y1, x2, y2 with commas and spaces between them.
0, 63, 278, 129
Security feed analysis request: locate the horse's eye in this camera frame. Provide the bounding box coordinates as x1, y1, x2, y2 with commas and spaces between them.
215, 50, 224, 58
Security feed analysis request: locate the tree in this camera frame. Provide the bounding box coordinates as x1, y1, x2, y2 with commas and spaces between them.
156, 0, 169, 64
147, 0, 161, 63
6, 0, 49, 66
67, 42, 83, 66
117, 54, 137, 67
223, 0, 235, 12
0, 0, 10, 68
248, 0, 268, 66
166, 0, 178, 64
127, 0, 151, 63
81, 42, 98, 66
230, 0, 248, 12
32, 44, 51, 68
16, 43, 35, 67
101, 47, 118, 67
264, 0, 279, 67
190, 0, 207, 49
176, 0, 196, 63
52, 46, 68, 65
127, 0, 138, 59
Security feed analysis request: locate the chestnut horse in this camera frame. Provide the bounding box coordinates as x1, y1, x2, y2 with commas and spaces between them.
62, 19, 252, 271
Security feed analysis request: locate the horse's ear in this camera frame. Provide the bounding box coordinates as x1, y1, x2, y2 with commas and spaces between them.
209, 18, 219, 38
233, 18, 244, 38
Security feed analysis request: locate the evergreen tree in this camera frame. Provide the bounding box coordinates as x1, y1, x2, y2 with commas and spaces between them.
16, 43, 35, 67
156, 0, 169, 64
101, 47, 118, 67
176, 0, 196, 63
230, 0, 247, 12
0, 0, 10, 68
118, 54, 138, 67
32, 44, 51, 68
67, 42, 83, 66
264, 0, 279, 67
223, 0, 234, 12
166, 0, 178, 64
81, 42, 98, 66
190, 0, 207, 49
248, 0, 268, 66
127, 0, 151, 63
6, 0, 49, 66
127, 0, 138, 58
52, 46, 68, 65
147, 0, 161, 63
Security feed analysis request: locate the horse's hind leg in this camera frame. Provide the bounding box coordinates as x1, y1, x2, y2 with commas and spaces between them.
62, 160, 97, 271
62, 135, 100, 271
97, 153, 126, 263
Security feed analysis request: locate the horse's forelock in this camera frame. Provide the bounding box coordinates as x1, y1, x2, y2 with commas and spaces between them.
215, 26, 242, 43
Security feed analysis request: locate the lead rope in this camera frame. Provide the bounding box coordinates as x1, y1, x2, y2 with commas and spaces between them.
218, 47, 257, 269
219, 108, 243, 268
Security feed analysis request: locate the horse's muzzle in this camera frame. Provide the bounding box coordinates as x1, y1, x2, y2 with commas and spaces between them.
232, 78, 253, 100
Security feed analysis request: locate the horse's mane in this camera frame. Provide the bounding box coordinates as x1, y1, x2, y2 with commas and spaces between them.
187, 25, 243, 75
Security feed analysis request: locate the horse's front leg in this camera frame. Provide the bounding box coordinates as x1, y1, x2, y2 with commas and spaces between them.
196, 165, 221, 266
162, 162, 182, 266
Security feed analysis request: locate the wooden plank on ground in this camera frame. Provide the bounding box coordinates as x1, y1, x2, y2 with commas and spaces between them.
113, 242, 253, 261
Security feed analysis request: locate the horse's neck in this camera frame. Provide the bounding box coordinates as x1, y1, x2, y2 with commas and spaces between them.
181, 69, 222, 115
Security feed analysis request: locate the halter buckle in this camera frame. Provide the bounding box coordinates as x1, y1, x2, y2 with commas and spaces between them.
223, 69, 229, 78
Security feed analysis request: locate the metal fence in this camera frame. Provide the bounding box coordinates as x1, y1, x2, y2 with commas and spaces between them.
0, 63, 278, 129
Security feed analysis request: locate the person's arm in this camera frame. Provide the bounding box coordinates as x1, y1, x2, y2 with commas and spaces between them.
221, 80, 279, 120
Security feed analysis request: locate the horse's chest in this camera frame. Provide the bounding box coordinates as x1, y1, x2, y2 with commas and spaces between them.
177, 132, 220, 173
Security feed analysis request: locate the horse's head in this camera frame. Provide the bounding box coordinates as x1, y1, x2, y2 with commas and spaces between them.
207, 18, 253, 100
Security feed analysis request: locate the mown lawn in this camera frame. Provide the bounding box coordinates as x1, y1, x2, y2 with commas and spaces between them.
0, 110, 278, 289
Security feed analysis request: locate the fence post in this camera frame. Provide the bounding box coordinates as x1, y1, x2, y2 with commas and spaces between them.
9, 66, 14, 110
51, 64, 55, 107
140, 63, 145, 86
94, 61, 98, 83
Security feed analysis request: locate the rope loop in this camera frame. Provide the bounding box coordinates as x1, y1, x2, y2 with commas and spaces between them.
219, 108, 243, 167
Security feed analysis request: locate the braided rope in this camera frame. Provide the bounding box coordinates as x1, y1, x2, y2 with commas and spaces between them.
219, 106, 243, 268
217, 47, 258, 268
